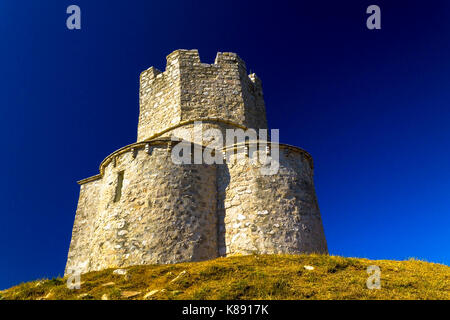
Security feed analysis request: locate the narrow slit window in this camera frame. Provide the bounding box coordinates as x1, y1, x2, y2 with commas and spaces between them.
114, 171, 124, 202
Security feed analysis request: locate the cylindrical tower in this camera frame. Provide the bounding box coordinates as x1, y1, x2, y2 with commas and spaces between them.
217, 143, 327, 256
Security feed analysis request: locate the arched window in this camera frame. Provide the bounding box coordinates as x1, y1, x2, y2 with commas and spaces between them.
113, 171, 124, 202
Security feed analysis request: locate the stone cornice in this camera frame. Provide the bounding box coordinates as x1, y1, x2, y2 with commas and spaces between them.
77, 119, 314, 185
141, 118, 249, 142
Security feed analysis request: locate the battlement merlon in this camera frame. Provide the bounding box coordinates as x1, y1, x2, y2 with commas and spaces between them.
137, 49, 268, 142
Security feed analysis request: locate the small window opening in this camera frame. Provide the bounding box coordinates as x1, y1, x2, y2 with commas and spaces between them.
114, 171, 124, 202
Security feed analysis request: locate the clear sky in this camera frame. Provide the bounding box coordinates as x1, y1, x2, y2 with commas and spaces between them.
0, 0, 449, 289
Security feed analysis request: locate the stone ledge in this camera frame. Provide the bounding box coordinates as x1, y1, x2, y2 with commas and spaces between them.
77, 135, 314, 185
141, 117, 249, 142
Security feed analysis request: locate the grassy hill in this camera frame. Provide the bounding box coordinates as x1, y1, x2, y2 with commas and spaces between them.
1, 254, 449, 300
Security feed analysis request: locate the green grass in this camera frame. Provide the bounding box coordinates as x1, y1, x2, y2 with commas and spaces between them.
1, 254, 449, 300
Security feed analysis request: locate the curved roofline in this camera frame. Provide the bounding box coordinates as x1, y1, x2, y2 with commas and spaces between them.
77, 119, 314, 185
222, 141, 313, 169
142, 118, 249, 142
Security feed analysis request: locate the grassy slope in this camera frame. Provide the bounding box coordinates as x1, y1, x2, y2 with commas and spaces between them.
1, 254, 449, 300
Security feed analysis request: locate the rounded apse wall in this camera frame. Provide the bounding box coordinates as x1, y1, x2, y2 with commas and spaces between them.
87, 142, 218, 271
217, 144, 328, 256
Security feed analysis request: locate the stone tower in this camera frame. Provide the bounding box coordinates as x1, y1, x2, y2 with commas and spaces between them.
65, 49, 327, 275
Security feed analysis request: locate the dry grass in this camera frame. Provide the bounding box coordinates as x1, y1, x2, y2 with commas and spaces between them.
1, 254, 449, 300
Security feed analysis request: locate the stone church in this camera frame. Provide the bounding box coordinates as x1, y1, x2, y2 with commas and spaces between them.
65, 49, 327, 275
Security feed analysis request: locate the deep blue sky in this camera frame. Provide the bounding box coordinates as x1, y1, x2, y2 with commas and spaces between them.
0, 0, 449, 289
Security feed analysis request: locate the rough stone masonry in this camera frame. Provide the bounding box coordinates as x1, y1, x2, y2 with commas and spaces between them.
65, 49, 327, 275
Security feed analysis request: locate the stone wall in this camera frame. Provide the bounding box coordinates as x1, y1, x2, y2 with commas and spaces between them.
66, 140, 327, 275
66, 141, 218, 274
217, 144, 327, 256
138, 65, 181, 142
137, 49, 267, 142
65, 179, 102, 274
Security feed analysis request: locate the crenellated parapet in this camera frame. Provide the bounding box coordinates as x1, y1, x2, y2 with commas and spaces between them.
138, 49, 267, 142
